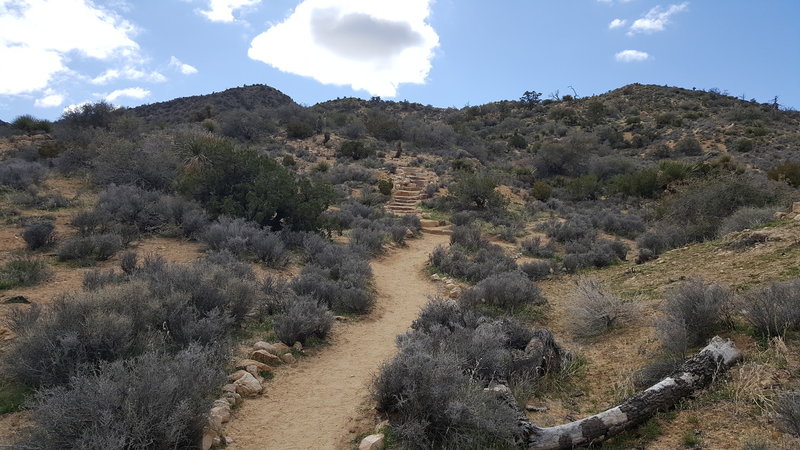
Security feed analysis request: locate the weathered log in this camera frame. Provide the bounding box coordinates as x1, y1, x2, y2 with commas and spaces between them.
492, 336, 741, 449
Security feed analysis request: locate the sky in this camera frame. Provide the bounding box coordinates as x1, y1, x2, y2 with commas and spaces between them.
1, 0, 799, 121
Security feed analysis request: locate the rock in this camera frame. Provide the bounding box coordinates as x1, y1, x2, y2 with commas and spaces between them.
210, 405, 231, 424
201, 426, 218, 450
235, 359, 272, 373
405, 228, 414, 239
793, 201, 800, 213
213, 399, 231, 409
0, 327, 14, 341
526, 404, 549, 412
358, 434, 385, 450
251, 350, 282, 365
374, 420, 390, 433
292, 341, 303, 352
253, 341, 277, 354
280, 353, 296, 364
431, 273, 440, 281
448, 288, 461, 299
227, 370, 249, 383
245, 365, 260, 377
221, 383, 237, 393
335, 315, 348, 321
222, 391, 242, 407
794, 214, 800, 222
775, 211, 788, 220
272, 342, 291, 355
233, 372, 263, 397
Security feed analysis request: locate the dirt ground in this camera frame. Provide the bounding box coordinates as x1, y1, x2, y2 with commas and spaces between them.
224, 233, 449, 450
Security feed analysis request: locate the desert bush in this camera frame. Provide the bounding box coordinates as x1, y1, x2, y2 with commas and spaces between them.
0, 257, 52, 289
20, 345, 224, 450
520, 260, 557, 281
530, 180, 553, 201
0, 159, 46, 189
450, 224, 488, 251
447, 171, 506, 211
377, 178, 393, 196
201, 216, 288, 267
92, 136, 179, 191
83, 269, 124, 291
520, 236, 555, 258
593, 210, 646, 239
429, 244, 517, 283
349, 226, 386, 256
566, 277, 637, 338
22, 221, 56, 250
120, 251, 138, 275
656, 278, 731, 356
337, 140, 373, 160
739, 279, 800, 337
674, 136, 702, 156
562, 238, 628, 273
633, 358, 682, 390
322, 164, 375, 185
767, 161, 800, 187
291, 264, 373, 314
11, 114, 52, 134
544, 216, 597, 243
460, 270, 544, 312
57, 233, 124, 263
285, 120, 314, 139
272, 295, 334, 345
718, 207, 775, 236
776, 390, 800, 437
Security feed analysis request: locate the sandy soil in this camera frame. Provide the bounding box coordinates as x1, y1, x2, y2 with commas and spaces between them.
225, 233, 449, 450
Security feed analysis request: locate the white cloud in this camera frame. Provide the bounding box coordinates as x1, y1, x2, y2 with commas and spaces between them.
169, 56, 199, 75
91, 67, 167, 85
34, 90, 64, 107
105, 87, 150, 102
615, 49, 651, 62
200, 0, 259, 22
0, 0, 140, 95
248, 0, 439, 97
629, 2, 688, 35
609, 18, 626, 29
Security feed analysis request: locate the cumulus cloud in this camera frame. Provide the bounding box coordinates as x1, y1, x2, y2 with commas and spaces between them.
0, 0, 140, 95
248, 0, 439, 97
105, 87, 150, 102
200, 0, 259, 22
34, 90, 64, 108
615, 49, 651, 62
169, 56, 199, 75
629, 2, 688, 35
609, 18, 626, 29
91, 67, 167, 85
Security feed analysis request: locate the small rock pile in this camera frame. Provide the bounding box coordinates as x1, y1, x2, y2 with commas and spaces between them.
430, 273, 462, 299
773, 201, 800, 221
202, 340, 303, 449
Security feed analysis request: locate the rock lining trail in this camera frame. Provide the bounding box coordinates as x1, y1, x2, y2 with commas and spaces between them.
226, 232, 449, 450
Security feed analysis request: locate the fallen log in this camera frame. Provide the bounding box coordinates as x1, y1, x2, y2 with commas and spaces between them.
492, 336, 742, 449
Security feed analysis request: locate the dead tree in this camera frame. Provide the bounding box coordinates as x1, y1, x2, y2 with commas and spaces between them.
492, 336, 741, 449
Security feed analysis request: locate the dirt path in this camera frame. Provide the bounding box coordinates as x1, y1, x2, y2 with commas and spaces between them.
226, 233, 449, 450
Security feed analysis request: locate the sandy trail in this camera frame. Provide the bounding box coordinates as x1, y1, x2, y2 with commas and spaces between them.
226, 233, 449, 450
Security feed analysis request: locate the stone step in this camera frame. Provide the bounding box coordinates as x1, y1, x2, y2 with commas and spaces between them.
421, 226, 453, 236
394, 190, 421, 197
391, 197, 419, 204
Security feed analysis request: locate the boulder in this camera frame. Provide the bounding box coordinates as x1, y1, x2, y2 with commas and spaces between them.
201, 426, 218, 450
405, 228, 414, 238
233, 372, 263, 397
448, 288, 461, 299
359, 434, 385, 450
280, 353, 296, 364
221, 383, 237, 393
253, 341, 277, 354
292, 341, 303, 352
272, 342, 291, 355
210, 405, 231, 424
235, 359, 272, 373
227, 370, 249, 383
222, 391, 242, 407
793, 201, 800, 213
251, 350, 282, 365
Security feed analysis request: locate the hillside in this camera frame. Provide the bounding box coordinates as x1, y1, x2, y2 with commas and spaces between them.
1, 83, 800, 449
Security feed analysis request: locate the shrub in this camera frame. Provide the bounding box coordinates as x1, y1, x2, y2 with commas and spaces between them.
83, 269, 124, 291
272, 296, 334, 345
768, 162, 800, 187
673, 136, 702, 156
520, 260, 557, 281
718, 207, 774, 236
120, 251, 138, 275
285, 120, 314, 139
530, 180, 552, 201
545, 216, 597, 243
58, 233, 123, 262
0, 257, 52, 289
20, 345, 225, 450
739, 279, 800, 337
633, 358, 682, 390
0, 159, 46, 189
92, 136, 179, 191
12, 114, 52, 134
200, 217, 288, 267
22, 221, 56, 250
566, 277, 636, 338
429, 244, 517, 283
520, 236, 555, 258
450, 224, 488, 251
460, 270, 544, 312
776, 390, 800, 437
656, 278, 731, 356
377, 179, 393, 196
733, 138, 754, 153
508, 132, 526, 149
563, 238, 629, 273
349, 226, 386, 256
337, 140, 373, 160
594, 210, 646, 239
447, 172, 506, 211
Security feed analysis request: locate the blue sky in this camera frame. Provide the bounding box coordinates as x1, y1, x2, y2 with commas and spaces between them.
1, 0, 799, 122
